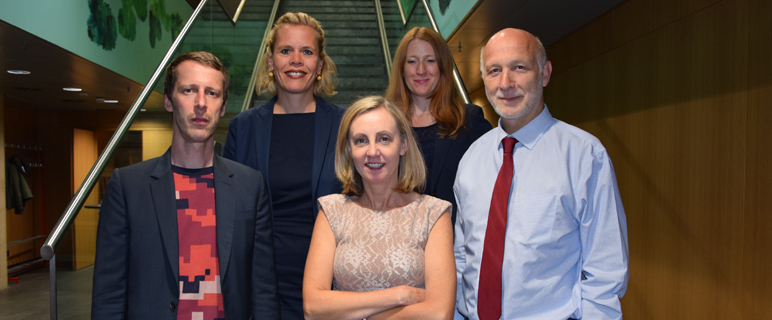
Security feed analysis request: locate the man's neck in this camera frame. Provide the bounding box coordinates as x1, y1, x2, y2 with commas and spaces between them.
501, 103, 544, 135
170, 138, 215, 169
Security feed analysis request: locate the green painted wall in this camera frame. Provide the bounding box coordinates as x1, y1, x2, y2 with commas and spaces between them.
0, 0, 193, 85
429, 0, 477, 39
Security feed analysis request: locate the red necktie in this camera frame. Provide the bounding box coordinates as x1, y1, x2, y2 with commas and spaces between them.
478, 137, 517, 320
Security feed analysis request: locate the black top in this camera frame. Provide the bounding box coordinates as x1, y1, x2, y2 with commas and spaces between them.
413, 123, 439, 193
268, 113, 316, 227
420, 105, 493, 225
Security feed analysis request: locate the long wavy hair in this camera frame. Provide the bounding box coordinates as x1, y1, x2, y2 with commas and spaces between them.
385, 27, 465, 138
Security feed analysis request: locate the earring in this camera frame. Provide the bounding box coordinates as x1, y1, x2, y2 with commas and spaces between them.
316, 74, 322, 81
268, 71, 274, 77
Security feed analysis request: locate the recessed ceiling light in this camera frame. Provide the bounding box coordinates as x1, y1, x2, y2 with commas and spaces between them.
104, 99, 119, 103
7, 70, 31, 75
140, 109, 147, 112
63, 87, 82, 92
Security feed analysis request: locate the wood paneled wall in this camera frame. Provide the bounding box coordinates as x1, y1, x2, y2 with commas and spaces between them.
3, 107, 46, 268
1, 96, 7, 291
544, 0, 770, 317
142, 130, 173, 160
72, 129, 99, 270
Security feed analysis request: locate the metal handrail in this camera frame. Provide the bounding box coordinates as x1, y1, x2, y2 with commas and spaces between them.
395, 0, 407, 26
40, 0, 210, 318
240, 0, 282, 112
418, 0, 471, 104
375, 0, 393, 79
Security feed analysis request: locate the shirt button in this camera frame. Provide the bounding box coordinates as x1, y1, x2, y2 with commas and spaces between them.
170, 302, 176, 310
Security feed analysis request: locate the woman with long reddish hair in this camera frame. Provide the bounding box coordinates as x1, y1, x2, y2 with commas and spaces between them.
385, 27, 492, 225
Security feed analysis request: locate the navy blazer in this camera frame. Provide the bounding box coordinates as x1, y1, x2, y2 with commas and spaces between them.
424, 104, 492, 225
224, 96, 346, 216
91, 150, 280, 319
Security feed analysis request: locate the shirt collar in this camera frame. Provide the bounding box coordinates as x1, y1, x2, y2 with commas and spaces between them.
495, 104, 555, 150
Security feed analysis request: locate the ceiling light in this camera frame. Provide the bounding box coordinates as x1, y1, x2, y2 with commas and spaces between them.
140, 109, 147, 112
104, 99, 119, 103
7, 70, 31, 75
63, 87, 82, 92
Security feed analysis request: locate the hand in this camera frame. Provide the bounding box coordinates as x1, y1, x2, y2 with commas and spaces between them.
393, 285, 425, 306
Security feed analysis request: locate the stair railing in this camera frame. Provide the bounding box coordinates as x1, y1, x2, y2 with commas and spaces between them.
419, 0, 471, 104
375, 0, 393, 79
241, 0, 282, 112
39, 1, 210, 318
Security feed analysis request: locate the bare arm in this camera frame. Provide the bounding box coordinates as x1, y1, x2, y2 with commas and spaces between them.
367, 210, 456, 320
303, 210, 426, 320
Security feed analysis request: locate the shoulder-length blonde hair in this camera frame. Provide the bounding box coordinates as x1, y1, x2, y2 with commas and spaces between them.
335, 96, 426, 196
255, 12, 337, 96
385, 27, 466, 138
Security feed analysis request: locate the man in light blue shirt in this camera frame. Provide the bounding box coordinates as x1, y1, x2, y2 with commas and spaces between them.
453, 28, 629, 320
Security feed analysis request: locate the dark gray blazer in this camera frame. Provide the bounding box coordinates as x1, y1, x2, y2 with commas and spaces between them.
223, 96, 345, 216
91, 150, 280, 320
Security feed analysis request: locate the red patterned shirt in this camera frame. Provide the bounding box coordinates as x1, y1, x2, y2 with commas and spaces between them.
172, 166, 225, 320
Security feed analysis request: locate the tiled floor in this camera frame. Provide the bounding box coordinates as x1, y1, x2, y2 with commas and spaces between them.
1, 266, 93, 320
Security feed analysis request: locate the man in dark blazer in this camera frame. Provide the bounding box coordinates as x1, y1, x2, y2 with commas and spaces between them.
91, 52, 280, 320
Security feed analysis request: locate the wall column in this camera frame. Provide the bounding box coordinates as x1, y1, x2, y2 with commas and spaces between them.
1, 95, 8, 290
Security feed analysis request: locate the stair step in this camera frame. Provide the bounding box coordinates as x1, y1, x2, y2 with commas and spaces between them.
326, 46, 383, 55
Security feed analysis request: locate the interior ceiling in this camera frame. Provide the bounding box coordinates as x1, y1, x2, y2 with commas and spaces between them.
0, 0, 623, 116
0, 20, 165, 115
448, 0, 626, 97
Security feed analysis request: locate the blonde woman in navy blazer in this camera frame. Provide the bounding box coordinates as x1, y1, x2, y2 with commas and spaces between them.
223, 12, 344, 320
386, 27, 492, 225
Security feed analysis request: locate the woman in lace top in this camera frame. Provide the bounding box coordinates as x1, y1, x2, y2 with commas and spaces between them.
303, 96, 455, 319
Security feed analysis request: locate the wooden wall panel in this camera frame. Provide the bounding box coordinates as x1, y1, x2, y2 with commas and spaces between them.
142, 130, 173, 160
3, 107, 44, 266
545, 0, 755, 318
72, 129, 100, 270
742, 0, 772, 317
1, 96, 7, 290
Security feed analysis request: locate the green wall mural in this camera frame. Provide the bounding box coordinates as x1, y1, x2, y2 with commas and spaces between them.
429, 0, 477, 39
0, 0, 192, 85
87, 0, 183, 50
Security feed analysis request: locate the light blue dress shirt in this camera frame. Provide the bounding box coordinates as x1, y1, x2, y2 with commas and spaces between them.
453, 106, 629, 320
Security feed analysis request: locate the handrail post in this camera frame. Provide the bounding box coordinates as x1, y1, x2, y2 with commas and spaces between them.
419, 0, 471, 104
375, 0, 393, 78
40, 1, 210, 319
49, 255, 56, 320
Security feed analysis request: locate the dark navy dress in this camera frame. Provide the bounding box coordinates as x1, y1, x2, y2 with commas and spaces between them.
269, 113, 315, 319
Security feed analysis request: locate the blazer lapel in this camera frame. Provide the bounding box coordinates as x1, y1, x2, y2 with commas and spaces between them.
213, 155, 235, 280
255, 97, 276, 181
149, 150, 180, 281
311, 97, 333, 209
431, 136, 452, 193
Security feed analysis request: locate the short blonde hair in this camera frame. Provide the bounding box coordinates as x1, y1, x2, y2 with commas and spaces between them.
335, 96, 426, 196
256, 12, 337, 96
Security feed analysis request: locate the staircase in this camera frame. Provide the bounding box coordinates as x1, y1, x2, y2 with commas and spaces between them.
382, 0, 432, 60
248, 0, 390, 107
168, 0, 434, 109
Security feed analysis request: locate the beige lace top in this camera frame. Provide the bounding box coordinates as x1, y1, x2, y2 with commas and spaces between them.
317, 194, 451, 292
